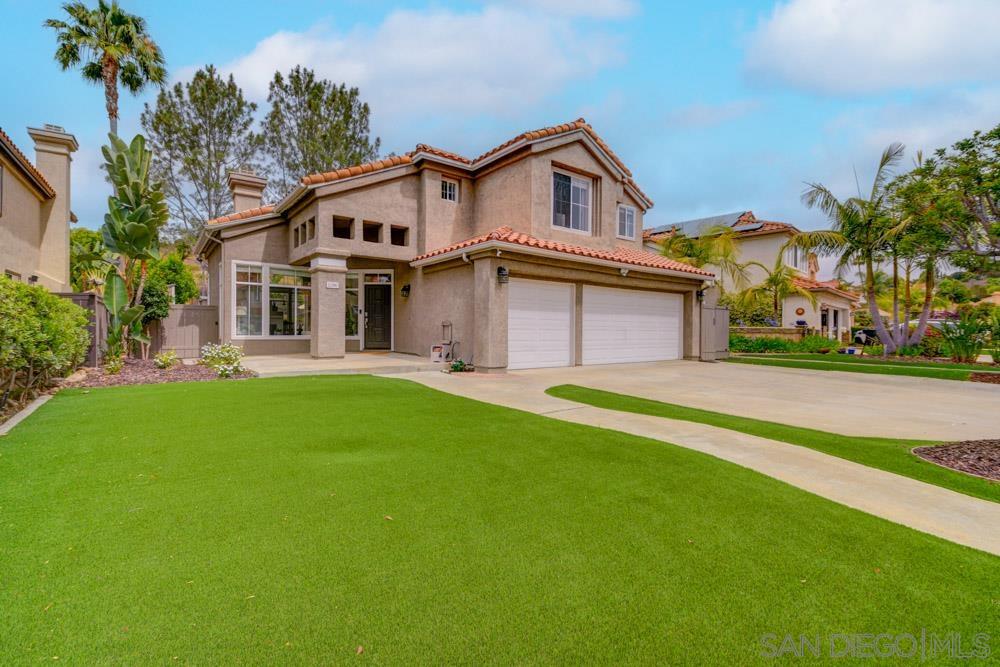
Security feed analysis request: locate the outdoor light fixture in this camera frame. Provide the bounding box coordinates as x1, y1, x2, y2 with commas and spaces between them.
28, 275, 38, 285
496, 266, 509, 284
400, 283, 411, 298
696, 289, 705, 301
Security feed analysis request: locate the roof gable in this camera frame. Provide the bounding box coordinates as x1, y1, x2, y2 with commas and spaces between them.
0, 127, 55, 199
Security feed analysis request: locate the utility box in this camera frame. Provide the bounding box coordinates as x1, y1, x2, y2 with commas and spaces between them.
430, 342, 454, 362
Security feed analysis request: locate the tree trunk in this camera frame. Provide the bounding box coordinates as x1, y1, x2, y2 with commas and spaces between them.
891, 252, 901, 352
102, 56, 119, 137
865, 257, 895, 355
907, 262, 936, 347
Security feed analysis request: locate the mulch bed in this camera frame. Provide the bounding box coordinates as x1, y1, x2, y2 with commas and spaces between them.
970, 372, 1000, 384
913, 441, 1000, 482
62, 359, 254, 389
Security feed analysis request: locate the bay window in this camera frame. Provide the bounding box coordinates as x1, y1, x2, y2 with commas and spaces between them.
234, 262, 311, 337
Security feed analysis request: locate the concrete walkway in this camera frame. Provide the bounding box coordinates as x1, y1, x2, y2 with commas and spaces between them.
244, 351, 440, 378
393, 362, 1000, 556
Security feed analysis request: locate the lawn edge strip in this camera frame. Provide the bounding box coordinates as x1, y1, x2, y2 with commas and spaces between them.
725, 356, 972, 381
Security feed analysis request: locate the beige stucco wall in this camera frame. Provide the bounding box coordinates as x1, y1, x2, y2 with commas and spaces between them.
0, 153, 45, 284
782, 292, 854, 337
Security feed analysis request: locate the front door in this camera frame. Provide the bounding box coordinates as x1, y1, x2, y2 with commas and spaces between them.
363, 284, 391, 349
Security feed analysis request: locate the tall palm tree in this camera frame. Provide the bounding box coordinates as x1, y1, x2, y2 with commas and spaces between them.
784, 144, 905, 353
738, 256, 816, 321
45, 1, 166, 136
658, 224, 752, 290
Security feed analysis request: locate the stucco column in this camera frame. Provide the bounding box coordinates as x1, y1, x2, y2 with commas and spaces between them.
473, 256, 508, 372
683, 288, 702, 360
309, 258, 348, 358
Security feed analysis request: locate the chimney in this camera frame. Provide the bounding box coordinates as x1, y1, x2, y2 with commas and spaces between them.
227, 169, 267, 213
807, 252, 820, 281
27, 124, 78, 291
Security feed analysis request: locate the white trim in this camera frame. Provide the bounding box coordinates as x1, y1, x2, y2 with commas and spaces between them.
230, 260, 313, 340
616, 204, 637, 240
411, 240, 714, 281
310, 256, 348, 269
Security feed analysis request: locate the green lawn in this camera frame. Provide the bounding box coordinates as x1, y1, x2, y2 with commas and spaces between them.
727, 355, 974, 380
741, 353, 1000, 373
1, 377, 997, 662
546, 385, 1000, 505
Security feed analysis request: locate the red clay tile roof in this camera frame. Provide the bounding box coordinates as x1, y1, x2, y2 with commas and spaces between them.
793, 275, 859, 300
207, 204, 276, 225
413, 226, 713, 277
0, 127, 55, 198
301, 154, 414, 186
296, 118, 652, 205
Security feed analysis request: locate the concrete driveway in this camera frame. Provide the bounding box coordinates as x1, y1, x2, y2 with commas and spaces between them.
395, 361, 1000, 555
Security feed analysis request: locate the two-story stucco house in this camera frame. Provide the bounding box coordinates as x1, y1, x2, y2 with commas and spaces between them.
643, 211, 858, 339
0, 125, 78, 291
194, 119, 715, 371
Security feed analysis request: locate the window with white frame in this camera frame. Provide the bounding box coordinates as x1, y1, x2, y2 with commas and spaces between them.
785, 245, 807, 271
552, 172, 591, 232
441, 179, 458, 202
617, 205, 636, 239
345, 272, 359, 337
234, 263, 311, 337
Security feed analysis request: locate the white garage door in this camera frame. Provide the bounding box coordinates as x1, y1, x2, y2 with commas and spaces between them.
582, 286, 682, 365
507, 279, 574, 370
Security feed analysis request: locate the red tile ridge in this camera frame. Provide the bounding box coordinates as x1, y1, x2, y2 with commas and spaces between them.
301, 154, 414, 186
0, 126, 56, 198
206, 204, 277, 226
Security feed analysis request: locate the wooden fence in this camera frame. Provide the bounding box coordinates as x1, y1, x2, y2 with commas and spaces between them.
56, 292, 107, 367
700, 305, 730, 360
148, 305, 219, 358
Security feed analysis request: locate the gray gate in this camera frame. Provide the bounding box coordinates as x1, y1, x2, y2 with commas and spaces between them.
148, 305, 219, 358
57, 292, 107, 367
700, 305, 730, 360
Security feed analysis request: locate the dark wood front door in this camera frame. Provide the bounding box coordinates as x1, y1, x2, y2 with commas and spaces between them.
364, 284, 391, 349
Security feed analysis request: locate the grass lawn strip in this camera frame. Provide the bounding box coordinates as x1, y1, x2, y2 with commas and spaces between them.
726, 355, 972, 380
1, 376, 998, 662
740, 353, 1000, 373
546, 384, 1000, 505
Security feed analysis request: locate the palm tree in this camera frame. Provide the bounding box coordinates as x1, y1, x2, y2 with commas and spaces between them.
738, 256, 816, 321
45, 1, 166, 136
784, 144, 905, 353
658, 224, 752, 290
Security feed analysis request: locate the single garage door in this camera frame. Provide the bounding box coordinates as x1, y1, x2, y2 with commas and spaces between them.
507, 279, 573, 370
582, 286, 682, 365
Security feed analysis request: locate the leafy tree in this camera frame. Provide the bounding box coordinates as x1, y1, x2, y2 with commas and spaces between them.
720, 292, 775, 326
70, 227, 112, 292
737, 256, 816, 320
657, 224, 752, 290
45, 0, 166, 135
262, 66, 380, 195
141, 65, 262, 241
937, 277, 972, 304
153, 253, 199, 304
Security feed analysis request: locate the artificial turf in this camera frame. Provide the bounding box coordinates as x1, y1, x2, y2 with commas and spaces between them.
740, 353, 1000, 373
1, 376, 997, 663
726, 355, 974, 380
546, 384, 1000, 504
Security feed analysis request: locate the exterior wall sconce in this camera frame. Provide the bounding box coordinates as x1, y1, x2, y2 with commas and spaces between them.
28, 275, 39, 285
695, 289, 705, 301
497, 266, 509, 284
400, 284, 411, 298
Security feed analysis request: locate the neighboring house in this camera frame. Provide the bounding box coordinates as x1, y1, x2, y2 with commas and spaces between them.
643, 211, 858, 339
194, 119, 715, 371
0, 125, 78, 291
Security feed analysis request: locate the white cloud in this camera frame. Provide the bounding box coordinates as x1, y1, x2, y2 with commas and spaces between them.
745, 0, 1000, 94
190, 6, 623, 120
666, 99, 762, 128
505, 0, 638, 19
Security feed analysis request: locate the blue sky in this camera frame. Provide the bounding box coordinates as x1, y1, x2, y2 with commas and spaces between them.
3, 0, 999, 242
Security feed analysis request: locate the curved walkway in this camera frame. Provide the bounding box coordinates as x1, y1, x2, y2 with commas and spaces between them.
394, 362, 1000, 556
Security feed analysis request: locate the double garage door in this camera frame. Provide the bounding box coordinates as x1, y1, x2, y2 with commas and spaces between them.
507, 279, 683, 370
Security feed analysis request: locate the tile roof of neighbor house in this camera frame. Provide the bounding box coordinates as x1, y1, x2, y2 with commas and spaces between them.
207, 204, 276, 225
413, 226, 714, 277
0, 127, 56, 198
299, 118, 652, 204
643, 211, 798, 240
793, 275, 860, 301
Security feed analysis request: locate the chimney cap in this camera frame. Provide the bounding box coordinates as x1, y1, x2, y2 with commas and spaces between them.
227, 169, 267, 189
27, 125, 79, 152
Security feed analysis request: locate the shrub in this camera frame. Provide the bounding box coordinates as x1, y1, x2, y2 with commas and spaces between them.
916, 325, 945, 357
154, 350, 180, 369
938, 315, 991, 363
105, 356, 124, 375
793, 335, 839, 353
852, 309, 873, 327
0, 276, 90, 415
729, 334, 794, 353
721, 293, 776, 326
200, 343, 245, 378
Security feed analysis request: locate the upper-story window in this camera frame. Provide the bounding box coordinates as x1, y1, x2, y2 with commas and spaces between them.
552, 172, 591, 233
441, 179, 458, 202
785, 245, 807, 271
617, 205, 636, 239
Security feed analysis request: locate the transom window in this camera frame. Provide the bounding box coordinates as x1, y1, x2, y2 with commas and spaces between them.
552, 172, 591, 232
234, 263, 311, 337
617, 205, 636, 239
441, 179, 458, 202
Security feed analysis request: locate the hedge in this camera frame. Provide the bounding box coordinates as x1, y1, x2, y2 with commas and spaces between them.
0, 276, 90, 418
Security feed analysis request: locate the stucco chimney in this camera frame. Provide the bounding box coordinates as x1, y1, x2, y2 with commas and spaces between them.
227, 169, 267, 213
27, 124, 78, 291
807, 252, 820, 281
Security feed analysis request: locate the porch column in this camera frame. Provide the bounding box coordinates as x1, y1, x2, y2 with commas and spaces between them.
473, 256, 508, 372
309, 257, 348, 359
683, 288, 702, 360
